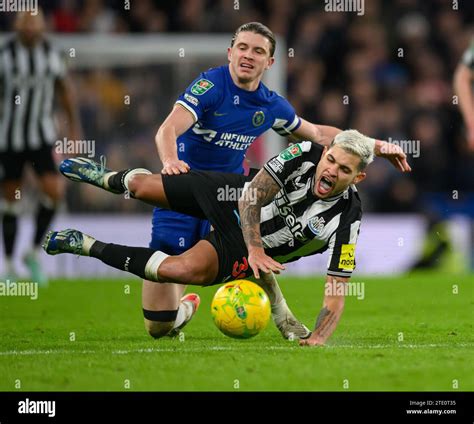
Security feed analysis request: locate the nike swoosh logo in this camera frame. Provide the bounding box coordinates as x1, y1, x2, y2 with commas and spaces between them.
213, 111, 228, 116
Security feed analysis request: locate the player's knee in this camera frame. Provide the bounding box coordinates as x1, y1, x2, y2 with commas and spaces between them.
127, 174, 148, 198
144, 319, 175, 339
143, 309, 178, 339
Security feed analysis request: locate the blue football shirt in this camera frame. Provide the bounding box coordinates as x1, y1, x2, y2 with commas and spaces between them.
175, 65, 301, 173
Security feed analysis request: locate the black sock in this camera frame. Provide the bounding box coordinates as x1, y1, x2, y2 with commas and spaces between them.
90, 242, 157, 280
34, 202, 56, 246
2, 213, 17, 257
107, 170, 132, 193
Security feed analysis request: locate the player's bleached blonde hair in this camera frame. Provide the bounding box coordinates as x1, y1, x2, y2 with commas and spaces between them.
331, 129, 375, 171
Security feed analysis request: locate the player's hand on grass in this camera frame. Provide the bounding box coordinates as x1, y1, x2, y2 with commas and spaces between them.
374, 140, 412, 173
161, 159, 190, 175
248, 248, 285, 280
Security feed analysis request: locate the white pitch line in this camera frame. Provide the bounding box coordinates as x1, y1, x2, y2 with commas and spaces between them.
0, 349, 97, 356
0, 343, 472, 356
327, 343, 474, 349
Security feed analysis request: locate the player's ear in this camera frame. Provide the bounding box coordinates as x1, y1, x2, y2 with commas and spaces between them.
352, 172, 366, 185
266, 56, 275, 69
227, 47, 232, 62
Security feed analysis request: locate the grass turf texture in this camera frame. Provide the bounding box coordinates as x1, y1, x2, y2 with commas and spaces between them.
0, 272, 472, 391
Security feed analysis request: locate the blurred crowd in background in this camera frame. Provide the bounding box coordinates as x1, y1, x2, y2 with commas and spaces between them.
1, 0, 473, 216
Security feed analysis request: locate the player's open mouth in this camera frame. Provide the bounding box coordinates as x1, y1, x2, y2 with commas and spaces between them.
316, 175, 334, 196
240, 63, 254, 70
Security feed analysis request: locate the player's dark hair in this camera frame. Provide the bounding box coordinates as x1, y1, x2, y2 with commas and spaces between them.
231, 22, 276, 57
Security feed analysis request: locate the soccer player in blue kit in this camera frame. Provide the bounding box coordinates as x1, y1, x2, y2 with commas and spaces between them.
142, 22, 410, 339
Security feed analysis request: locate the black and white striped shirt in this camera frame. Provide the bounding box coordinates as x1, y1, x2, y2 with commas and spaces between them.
0, 36, 66, 153
261, 141, 362, 278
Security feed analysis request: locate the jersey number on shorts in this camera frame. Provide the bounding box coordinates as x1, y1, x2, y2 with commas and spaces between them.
232, 257, 249, 279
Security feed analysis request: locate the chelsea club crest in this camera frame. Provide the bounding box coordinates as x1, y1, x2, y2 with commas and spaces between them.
252, 111, 265, 127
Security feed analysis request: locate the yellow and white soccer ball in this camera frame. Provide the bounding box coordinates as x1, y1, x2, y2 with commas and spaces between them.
211, 280, 271, 339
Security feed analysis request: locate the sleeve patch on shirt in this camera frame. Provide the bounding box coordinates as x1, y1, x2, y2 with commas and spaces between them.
190, 78, 214, 95
267, 157, 285, 173
184, 93, 199, 106
279, 144, 302, 161
338, 244, 355, 270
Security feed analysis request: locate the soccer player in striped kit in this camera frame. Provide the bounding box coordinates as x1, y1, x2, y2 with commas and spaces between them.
0, 10, 81, 284
45, 130, 384, 347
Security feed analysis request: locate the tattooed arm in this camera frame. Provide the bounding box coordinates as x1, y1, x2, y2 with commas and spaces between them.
238, 169, 285, 279
300, 276, 347, 346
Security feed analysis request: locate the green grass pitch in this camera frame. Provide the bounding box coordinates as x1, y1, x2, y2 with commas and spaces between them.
0, 272, 472, 391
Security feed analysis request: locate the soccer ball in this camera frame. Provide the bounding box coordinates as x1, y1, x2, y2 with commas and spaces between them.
211, 280, 271, 339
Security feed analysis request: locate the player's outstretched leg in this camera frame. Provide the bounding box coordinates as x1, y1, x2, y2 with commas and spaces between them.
60, 157, 173, 209
59, 157, 151, 194
43, 229, 219, 286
